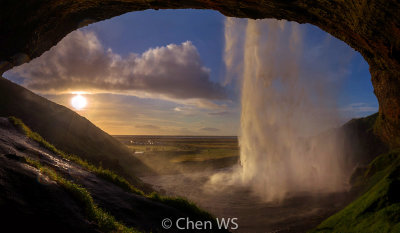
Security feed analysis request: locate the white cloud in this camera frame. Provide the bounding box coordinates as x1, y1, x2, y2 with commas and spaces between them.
6, 30, 227, 105
340, 102, 378, 117
135, 124, 160, 130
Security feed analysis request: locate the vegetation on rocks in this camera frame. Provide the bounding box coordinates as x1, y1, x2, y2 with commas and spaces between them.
311, 150, 400, 233
9, 116, 217, 228
22, 156, 139, 233
9, 116, 144, 196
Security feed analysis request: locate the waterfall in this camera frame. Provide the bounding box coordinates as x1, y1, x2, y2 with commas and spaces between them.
222, 18, 349, 202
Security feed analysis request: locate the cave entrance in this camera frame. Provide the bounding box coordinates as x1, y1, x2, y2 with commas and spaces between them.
3, 9, 379, 233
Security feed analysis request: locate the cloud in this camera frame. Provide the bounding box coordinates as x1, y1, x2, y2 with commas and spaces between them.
340, 102, 378, 115
200, 127, 220, 132
6, 30, 226, 102
135, 124, 160, 130
208, 111, 230, 116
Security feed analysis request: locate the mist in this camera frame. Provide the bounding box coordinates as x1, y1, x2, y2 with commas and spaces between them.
209, 19, 352, 202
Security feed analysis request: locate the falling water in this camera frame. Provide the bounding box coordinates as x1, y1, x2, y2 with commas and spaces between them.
221, 19, 350, 202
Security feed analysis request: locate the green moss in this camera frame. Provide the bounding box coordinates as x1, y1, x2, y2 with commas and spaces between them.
310, 151, 400, 233
9, 116, 214, 221
94, 168, 144, 195
9, 116, 62, 154
22, 156, 138, 233
9, 116, 143, 195
364, 150, 400, 178
148, 192, 215, 220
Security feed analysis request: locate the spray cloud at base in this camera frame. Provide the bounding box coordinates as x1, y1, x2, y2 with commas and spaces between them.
207, 18, 354, 202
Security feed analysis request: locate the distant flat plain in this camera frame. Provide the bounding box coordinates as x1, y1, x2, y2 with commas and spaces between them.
114, 135, 239, 174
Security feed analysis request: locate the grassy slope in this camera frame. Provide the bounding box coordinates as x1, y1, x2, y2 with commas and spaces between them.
9, 116, 144, 196
22, 156, 138, 233
311, 114, 400, 233
9, 117, 218, 231
311, 151, 400, 233
0, 77, 152, 189
341, 113, 388, 166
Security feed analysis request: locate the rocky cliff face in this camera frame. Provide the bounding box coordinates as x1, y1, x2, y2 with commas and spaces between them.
1, 0, 399, 145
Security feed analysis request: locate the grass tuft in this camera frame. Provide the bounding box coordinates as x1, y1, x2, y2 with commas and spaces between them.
310, 150, 400, 233
9, 116, 215, 225
9, 116, 144, 195
22, 156, 138, 233
148, 192, 215, 220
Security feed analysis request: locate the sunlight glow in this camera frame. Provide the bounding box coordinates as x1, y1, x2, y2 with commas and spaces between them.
71, 94, 87, 110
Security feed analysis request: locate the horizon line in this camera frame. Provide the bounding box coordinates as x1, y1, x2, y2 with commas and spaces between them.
112, 134, 238, 137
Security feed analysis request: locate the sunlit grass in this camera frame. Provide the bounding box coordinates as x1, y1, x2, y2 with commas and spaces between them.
311, 113, 400, 233
22, 156, 138, 233
9, 116, 144, 196
310, 150, 400, 233
170, 149, 238, 163
9, 116, 214, 222
148, 192, 216, 222
127, 143, 239, 163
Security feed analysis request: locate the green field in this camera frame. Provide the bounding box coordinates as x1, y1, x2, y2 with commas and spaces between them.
114, 136, 240, 174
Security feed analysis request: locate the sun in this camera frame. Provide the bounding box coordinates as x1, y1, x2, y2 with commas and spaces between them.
71, 94, 87, 110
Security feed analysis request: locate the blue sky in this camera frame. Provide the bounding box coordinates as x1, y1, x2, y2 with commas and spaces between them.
4, 9, 378, 135
86, 9, 226, 84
